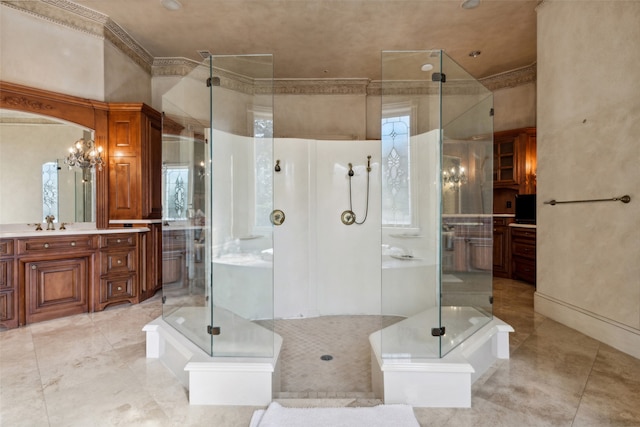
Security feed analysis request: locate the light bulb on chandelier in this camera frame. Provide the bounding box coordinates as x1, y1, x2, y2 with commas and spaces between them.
442, 165, 467, 189
64, 138, 104, 171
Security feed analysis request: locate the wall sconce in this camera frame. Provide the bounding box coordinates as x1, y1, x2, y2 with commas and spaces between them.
443, 165, 467, 190
65, 138, 104, 170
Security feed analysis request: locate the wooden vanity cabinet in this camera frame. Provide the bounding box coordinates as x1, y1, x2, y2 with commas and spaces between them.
162, 228, 188, 288
511, 227, 536, 284
108, 104, 162, 221
492, 217, 513, 278
97, 233, 139, 310
18, 235, 98, 325
138, 223, 163, 302
0, 239, 17, 329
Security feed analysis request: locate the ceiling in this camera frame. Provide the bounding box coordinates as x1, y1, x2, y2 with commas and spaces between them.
72, 0, 539, 80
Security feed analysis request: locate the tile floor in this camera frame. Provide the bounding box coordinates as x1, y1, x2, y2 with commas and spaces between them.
1, 278, 640, 426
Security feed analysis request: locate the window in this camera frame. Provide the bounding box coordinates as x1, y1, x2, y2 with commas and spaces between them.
381, 114, 412, 226
164, 166, 189, 220
253, 110, 273, 229
42, 161, 58, 221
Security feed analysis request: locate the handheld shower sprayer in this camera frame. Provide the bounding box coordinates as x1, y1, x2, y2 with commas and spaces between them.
342, 155, 372, 225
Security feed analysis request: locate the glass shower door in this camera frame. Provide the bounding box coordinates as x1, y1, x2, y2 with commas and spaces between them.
380, 50, 443, 359
439, 53, 494, 357
380, 50, 494, 359
161, 55, 275, 358
161, 59, 212, 354
207, 55, 275, 357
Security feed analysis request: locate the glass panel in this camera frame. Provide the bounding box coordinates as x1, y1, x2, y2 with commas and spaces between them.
209, 55, 274, 357
440, 52, 494, 357
380, 50, 443, 359
161, 60, 211, 354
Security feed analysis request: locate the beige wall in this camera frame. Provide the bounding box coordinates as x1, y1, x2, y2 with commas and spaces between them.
104, 41, 152, 104
535, 0, 640, 358
493, 82, 536, 132
0, 5, 104, 100
0, 4, 151, 103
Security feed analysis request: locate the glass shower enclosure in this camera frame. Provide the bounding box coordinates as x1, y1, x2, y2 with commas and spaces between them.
159, 49, 492, 364
380, 50, 494, 359
161, 55, 275, 358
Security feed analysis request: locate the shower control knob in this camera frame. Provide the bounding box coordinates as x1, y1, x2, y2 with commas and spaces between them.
270, 209, 285, 226
341, 210, 356, 226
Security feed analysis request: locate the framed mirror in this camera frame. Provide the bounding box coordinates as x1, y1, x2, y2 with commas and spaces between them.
0, 81, 109, 228
0, 109, 96, 224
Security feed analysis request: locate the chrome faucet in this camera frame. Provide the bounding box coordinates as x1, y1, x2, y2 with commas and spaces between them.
45, 215, 55, 230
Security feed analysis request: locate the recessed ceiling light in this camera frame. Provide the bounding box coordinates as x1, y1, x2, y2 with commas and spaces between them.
461, 0, 481, 9
468, 50, 481, 58
421, 63, 434, 72
161, 0, 182, 11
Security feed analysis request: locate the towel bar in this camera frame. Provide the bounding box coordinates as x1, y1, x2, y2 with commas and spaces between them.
543, 195, 631, 206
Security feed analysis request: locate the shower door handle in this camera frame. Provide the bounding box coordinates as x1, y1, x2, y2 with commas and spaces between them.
270, 209, 285, 226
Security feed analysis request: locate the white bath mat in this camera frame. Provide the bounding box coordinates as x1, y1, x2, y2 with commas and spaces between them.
250, 402, 420, 427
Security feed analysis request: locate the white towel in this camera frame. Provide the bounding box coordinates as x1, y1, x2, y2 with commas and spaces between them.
250, 402, 420, 427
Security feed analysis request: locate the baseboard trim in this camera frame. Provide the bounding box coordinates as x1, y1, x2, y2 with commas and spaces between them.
534, 292, 640, 359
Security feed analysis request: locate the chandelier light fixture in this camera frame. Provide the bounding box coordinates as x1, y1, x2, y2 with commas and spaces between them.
65, 138, 104, 170
443, 165, 467, 190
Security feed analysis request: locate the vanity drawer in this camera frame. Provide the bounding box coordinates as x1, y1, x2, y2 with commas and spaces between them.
512, 241, 535, 260
99, 275, 136, 303
17, 235, 97, 254
513, 258, 536, 283
0, 239, 14, 257
101, 248, 136, 275
100, 234, 136, 248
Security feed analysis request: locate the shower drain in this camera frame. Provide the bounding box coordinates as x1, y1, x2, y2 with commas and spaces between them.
320, 354, 333, 361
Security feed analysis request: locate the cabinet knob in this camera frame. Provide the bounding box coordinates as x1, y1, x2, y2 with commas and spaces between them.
43, 243, 49, 248
31, 265, 37, 270
117, 260, 122, 264
70, 242, 76, 247
117, 239, 121, 243
117, 286, 122, 291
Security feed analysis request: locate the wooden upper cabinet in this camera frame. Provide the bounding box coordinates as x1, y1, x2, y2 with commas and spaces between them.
108, 104, 162, 220
493, 127, 537, 194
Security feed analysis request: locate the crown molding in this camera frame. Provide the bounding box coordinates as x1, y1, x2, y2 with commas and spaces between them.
269, 79, 370, 95
480, 63, 537, 91
152, 58, 200, 77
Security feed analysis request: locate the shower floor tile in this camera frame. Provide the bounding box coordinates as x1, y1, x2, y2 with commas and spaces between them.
264, 315, 403, 393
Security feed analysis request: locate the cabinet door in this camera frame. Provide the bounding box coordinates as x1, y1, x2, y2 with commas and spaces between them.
492, 226, 510, 276
25, 257, 89, 323
142, 116, 163, 219
0, 258, 17, 328
493, 138, 516, 186
109, 156, 141, 219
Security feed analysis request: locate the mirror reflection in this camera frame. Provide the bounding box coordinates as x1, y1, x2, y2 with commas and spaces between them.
0, 109, 96, 224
